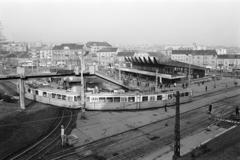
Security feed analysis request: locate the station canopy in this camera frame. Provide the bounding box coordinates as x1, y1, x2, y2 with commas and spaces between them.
125, 56, 205, 71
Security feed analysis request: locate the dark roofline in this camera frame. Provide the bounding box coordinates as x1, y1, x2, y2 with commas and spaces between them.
117, 51, 135, 57
86, 41, 112, 47
172, 50, 217, 56
218, 54, 240, 59
97, 47, 118, 52
52, 43, 84, 50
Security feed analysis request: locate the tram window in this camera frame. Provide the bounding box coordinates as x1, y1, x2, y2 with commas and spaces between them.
74, 96, 77, 101
35, 90, 39, 95
168, 94, 173, 99
52, 93, 56, 98
106, 97, 113, 102
86, 97, 90, 102
68, 96, 73, 101
157, 95, 162, 100
185, 92, 189, 96
28, 88, 31, 93
77, 96, 81, 101
99, 97, 106, 102
57, 94, 61, 99
120, 97, 127, 102
150, 96, 155, 101
180, 93, 185, 97
43, 92, 47, 97
114, 97, 120, 102
91, 97, 96, 102
142, 96, 148, 101
62, 95, 66, 100
128, 97, 135, 102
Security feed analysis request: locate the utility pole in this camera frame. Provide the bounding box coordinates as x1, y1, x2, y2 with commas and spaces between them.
155, 68, 158, 90
188, 54, 191, 87
80, 46, 86, 119
173, 91, 180, 160
17, 67, 26, 110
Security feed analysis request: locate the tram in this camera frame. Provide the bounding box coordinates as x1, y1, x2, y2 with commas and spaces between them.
25, 85, 192, 110
25, 86, 82, 109
85, 89, 192, 110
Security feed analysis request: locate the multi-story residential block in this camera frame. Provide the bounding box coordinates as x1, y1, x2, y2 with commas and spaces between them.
171, 50, 218, 69
96, 47, 118, 66
39, 46, 52, 67
86, 41, 111, 53
52, 43, 84, 68
217, 54, 240, 71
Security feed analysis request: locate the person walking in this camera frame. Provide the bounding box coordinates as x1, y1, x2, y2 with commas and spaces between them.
164, 104, 168, 112
205, 86, 208, 92
236, 106, 239, 116
208, 104, 212, 114
81, 107, 86, 119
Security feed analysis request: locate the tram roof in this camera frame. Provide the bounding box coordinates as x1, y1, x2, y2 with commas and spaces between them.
33, 87, 80, 96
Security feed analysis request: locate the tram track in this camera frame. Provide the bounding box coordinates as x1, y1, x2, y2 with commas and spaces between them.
44, 92, 240, 160
5, 109, 73, 160
1, 82, 239, 160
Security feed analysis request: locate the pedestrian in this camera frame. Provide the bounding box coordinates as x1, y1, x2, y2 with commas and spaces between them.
164, 104, 168, 112
174, 82, 176, 87
236, 106, 239, 116
182, 83, 185, 89
186, 83, 188, 88
208, 104, 212, 114
205, 86, 208, 92
81, 107, 86, 119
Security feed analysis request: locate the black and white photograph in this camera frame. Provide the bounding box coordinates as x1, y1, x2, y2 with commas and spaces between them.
0, 0, 240, 159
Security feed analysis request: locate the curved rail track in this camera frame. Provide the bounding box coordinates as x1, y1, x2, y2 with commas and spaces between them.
4, 109, 73, 160
43, 89, 240, 160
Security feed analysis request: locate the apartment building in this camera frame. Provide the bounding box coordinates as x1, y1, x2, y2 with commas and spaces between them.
171, 50, 218, 69
52, 43, 84, 68
86, 41, 111, 54
96, 47, 118, 66
217, 54, 240, 71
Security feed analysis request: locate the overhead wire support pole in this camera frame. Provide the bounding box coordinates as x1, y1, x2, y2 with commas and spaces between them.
188, 54, 191, 87
80, 46, 86, 119
173, 90, 180, 160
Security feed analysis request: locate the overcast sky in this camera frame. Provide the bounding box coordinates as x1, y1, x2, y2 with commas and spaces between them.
0, 0, 239, 46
